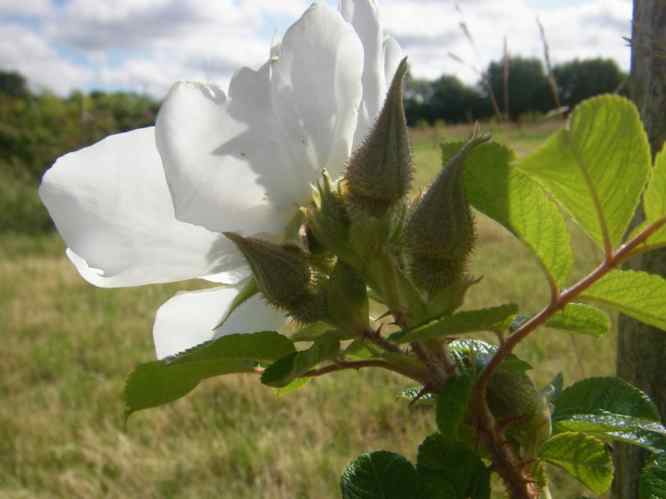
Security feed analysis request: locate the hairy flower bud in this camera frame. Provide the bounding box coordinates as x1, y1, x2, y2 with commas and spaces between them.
404, 131, 490, 295
344, 58, 412, 216
326, 261, 369, 333
305, 171, 353, 261
224, 233, 327, 323
487, 368, 552, 456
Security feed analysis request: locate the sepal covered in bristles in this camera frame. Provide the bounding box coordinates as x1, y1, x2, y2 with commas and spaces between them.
305, 171, 354, 263
344, 58, 413, 216
224, 233, 327, 323
404, 129, 490, 295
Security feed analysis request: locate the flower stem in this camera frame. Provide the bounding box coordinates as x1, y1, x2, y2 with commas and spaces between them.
471, 217, 666, 498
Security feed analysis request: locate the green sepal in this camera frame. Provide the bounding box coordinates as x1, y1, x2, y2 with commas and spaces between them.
212, 278, 258, 330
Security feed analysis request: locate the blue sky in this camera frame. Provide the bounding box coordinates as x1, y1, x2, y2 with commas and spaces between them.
0, 0, 632, 97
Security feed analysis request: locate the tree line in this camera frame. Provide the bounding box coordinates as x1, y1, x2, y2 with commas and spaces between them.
405, 56, 627, 125
0, 57, 626, 233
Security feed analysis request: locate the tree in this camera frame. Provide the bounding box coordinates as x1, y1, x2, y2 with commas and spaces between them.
484, 57, 550, 120
613, 1, 666, 498
553, 58, 626, 108
426, 75, 487, 124
0, 70, 29, 98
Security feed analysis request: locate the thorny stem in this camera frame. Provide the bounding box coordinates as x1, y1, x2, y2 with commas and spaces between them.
471, 217, 666, 499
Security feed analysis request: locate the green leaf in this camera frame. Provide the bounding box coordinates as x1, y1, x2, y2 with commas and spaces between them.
290, 321, 332, 342
213, 279, 258, 330
436, 374, 474, 438
391, 304, 518, 344
545, 303, 610, 337
261, 333, 340, 388
125, 331, 294, 416
641, 454, 666, 499
553, 376, 660, 422
400, 386, 436, 407
645, 145, 666, 221
539, 432, 614, 494
417, 434, 489, 499
454, 141, 573, 286
340, 451, 420, 499
344, 339, 377, 360
517, 95, 651, 248
555, 413, 666, 453
581, 270, 666, 331
632, 145, 666, 255
448, 339, 532, 375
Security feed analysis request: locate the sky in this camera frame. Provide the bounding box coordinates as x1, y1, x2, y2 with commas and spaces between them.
0, 0, 633, 99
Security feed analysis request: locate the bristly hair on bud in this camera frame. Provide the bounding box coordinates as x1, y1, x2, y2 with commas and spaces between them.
343, 58, 413, 216
305, 170, 353, 261
224, 233, 327, 324
404, 128, 491, 295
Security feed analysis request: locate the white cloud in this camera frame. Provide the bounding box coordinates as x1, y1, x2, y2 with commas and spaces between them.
0, 0, 632, 97
380, 0, 631, 83
0, 0, 51, 17
0, 24, 91, 94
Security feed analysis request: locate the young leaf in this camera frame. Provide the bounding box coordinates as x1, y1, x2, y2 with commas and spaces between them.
417, 433, 489, 499
340, 451, 420, 499
555, 413, 666, 453
517, 95, 651, 249
641, 454, 666, 499
539, 432, 614, 495
545, 303, 610, 337
391, 304, 518, 344
581, 270, 666, 332
552, 376, 660, 422
436, 373, 474, 438
125, 331, 294, 416
451, 141, 572, 286
261, 333, 340, 388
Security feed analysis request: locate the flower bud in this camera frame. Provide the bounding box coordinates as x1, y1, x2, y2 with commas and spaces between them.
344, 58, 412, 216
305, 171, 354, 262
487, 368, 552, 456
326, 261, 369, 333
404, 131, 490, 295
224, 233, 327, 323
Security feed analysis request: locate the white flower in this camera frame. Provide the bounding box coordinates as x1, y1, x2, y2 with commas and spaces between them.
39, 1, 402, 360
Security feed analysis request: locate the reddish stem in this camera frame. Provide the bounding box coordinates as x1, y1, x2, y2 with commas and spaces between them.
471, 218, 666, 499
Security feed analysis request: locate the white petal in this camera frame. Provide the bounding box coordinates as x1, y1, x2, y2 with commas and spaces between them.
271, 3, 364, 179
340, 0, 385, 144
155, 77, 289, 236
39, 128, 244, 287
384, 36, 404, 86
153, 285, 284, 359
156, 5, 363, 233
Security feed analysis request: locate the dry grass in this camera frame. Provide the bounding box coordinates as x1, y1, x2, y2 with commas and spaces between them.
1, 122, 615, 498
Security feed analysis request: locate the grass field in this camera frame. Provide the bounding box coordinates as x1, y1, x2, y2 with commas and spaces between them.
1, 121, 615, 498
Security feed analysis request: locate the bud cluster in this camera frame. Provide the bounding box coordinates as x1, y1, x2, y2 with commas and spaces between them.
227, 56, 483, 348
